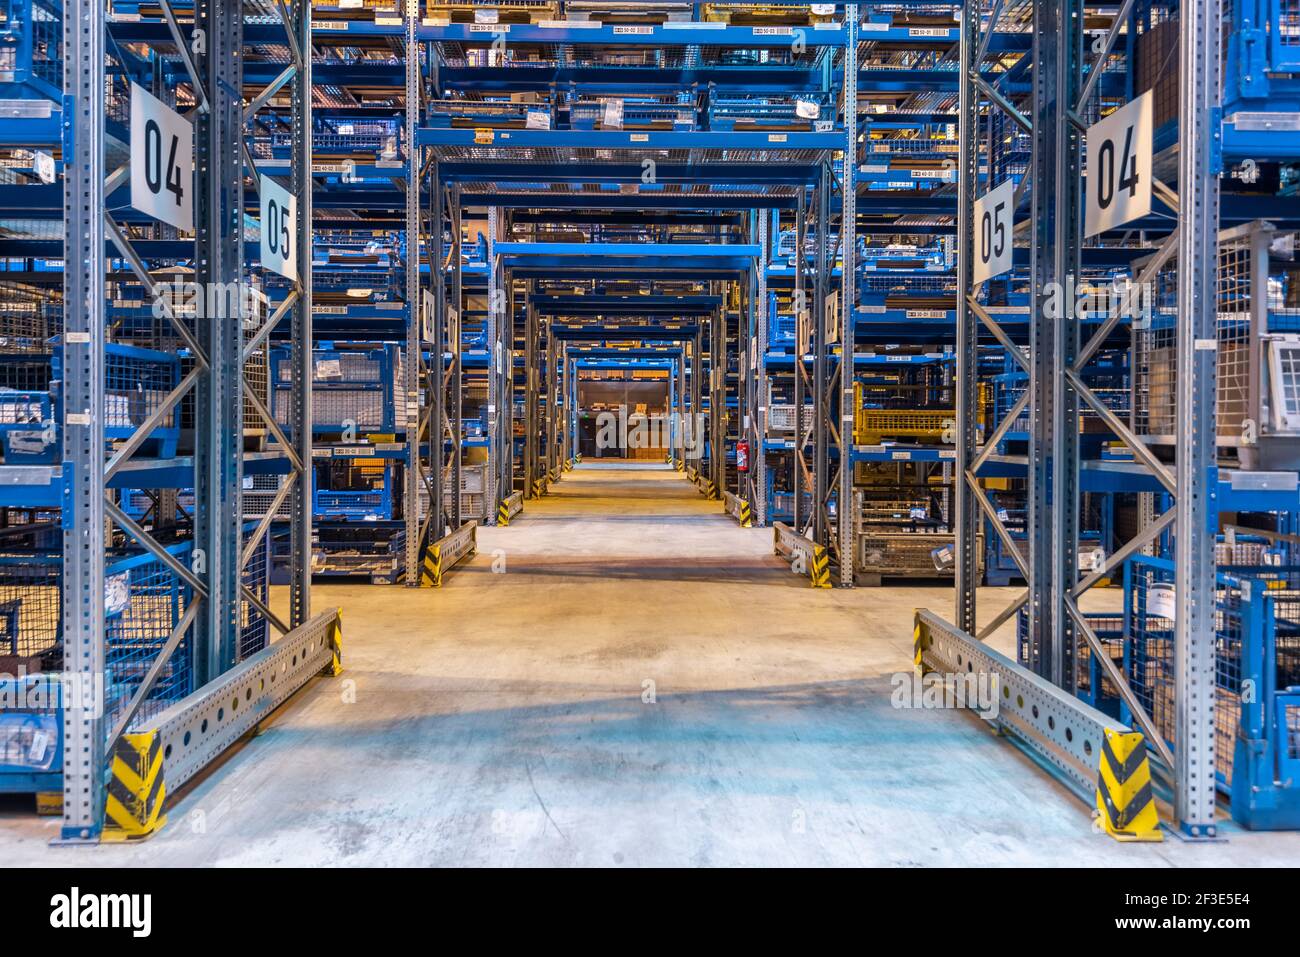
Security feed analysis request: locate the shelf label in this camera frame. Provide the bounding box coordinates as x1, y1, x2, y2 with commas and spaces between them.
1085, 91, 1153, 237
259, 174, 298, 281
1147, 582, 1176, 619
973, 178, 1014, 283
130, 83, 193, 231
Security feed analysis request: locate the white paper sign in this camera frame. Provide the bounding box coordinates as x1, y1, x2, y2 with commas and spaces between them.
526, 110, 552, 130
260, 174, 298, 281
422, 290, 435, 343
1147, 582, 1176, 620
973, 178, 1014, 283
1085, 92, 1153, 237
603, 98, 624, 130
34, 151, 54, 184
130, 83, 194, 231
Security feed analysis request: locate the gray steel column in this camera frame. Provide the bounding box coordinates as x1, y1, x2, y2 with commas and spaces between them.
547, 323, 559, 475
502, 259, 515, 498
403, 7, 422, 583
953, 0, 981, 632
755, 214, 768, 522
525, 284, 538, 495
838, 7, 858, 585
194, 0, 245, 680
1174, 0, 1223, 838
710, 303, 725, 496
813, 162, 831, 545
289, 0, 313, 625
691, 328, 703, 465
1029, 0, 1082, 687
429, 162, 445, 543
450, 187, 463, 528
793, 196, 807, 533
561, 342, 572, 464
60, 0, 106, 841
681, 348, 691, 468
486, 206, 500, 514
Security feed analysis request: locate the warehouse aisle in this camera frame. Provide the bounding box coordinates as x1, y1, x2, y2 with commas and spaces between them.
2, 464, 1296, 865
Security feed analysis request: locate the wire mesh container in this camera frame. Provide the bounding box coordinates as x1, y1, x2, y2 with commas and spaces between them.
273, 345, 404, 434
102, 543, 196, 733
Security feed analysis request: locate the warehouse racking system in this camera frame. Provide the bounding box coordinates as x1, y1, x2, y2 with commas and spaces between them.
0, 0, 1294, 849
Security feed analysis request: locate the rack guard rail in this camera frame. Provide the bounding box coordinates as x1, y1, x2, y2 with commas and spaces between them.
103, 608, 343, 841
913, 609, 1163, 842
774, 522, 831, 587
421, 521, 478, 587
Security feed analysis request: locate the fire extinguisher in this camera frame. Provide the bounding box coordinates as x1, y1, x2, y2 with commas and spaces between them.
736, 440, 750, 473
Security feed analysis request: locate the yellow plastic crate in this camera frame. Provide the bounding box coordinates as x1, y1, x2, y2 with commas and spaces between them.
853, 382, 987, 445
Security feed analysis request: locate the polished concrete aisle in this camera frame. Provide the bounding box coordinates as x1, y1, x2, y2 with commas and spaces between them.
2, 465, 1296, 865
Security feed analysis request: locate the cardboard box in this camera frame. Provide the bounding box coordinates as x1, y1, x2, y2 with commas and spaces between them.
0, 654, 42, 677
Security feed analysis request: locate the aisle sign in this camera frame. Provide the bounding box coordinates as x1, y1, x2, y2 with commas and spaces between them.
1085, 92, 1153, 237
130, 83, 193, 231
972, 178, 1014, 283
259, 174, 298, 281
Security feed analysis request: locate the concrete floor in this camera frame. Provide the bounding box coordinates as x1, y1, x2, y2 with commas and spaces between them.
3, 463, 1298, 865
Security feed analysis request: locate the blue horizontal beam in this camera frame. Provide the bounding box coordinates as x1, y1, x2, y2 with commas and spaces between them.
441, 161, 819, 186
507, 262, 748, 279
497, 242, 758, 258
417, 128, 839, 151
435, 64, 829, 94
533, 295, 721, 315
457, 192, 796, 210
551, 324, 698, 341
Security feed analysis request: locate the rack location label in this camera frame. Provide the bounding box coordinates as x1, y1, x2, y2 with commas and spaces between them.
130, 83, 193, 232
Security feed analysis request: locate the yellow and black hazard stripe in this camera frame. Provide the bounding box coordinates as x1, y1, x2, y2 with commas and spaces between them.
103, 731, 166, 841
325, 611, 344, 676
706, 481, 717, 500
549, 466, 560, 483
809, 544, 831, 588
737, 499, 752, 528
532, 477, 547, 498
421, 543, 444, 587
1095, 728, 1163, 842
498, 500, 512, 525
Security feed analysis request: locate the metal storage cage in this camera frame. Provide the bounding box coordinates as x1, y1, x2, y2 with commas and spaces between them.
1133, 220, 1300, 468
272, 344, 404, 436
0, 340, 181, 464
1123, 553, 1300, 828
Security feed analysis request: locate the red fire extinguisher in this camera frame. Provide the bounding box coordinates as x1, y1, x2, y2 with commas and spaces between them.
736, 440, 750, 473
